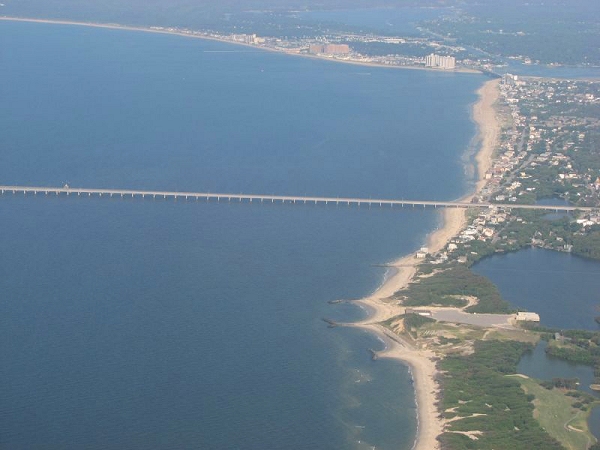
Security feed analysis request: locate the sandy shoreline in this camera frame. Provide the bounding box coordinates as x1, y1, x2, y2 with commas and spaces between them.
0, 16, 480, 74
353, 78, 500, 450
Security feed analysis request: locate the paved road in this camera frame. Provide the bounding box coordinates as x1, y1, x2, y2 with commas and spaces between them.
431, 309, 515, 328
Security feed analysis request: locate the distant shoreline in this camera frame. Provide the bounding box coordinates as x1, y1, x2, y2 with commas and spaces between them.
351, 78, 500, 450
0, 16, 480, 74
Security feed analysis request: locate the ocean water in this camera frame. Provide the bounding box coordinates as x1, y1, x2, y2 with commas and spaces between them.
0, 21, 484, 449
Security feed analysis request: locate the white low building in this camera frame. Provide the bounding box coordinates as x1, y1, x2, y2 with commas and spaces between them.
515, 312, 540, 322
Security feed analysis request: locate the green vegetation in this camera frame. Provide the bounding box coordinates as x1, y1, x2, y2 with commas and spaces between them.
468, 211, 575, 255
382, 313, 435, 339
539, 378, 580, 390
451, 209, 600, 266
456, 78, 600, 265
516, 376, 597, 450
402, 313, 435, 330
0, 0, 444, 40
521, 324, 598, 340
520, 330, 600, 388
573, 230, 600, 260
438, 335, 462, 345
483, 328, 540, 344
423, 1, 600, 65
546, 344, 599, 367
413, 76, 600, 449
439, 340, 564, 449
396, 265, 512, 313
545, 338, 600, 389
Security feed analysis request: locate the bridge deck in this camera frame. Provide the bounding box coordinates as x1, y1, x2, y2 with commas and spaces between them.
0, 185, 594, 212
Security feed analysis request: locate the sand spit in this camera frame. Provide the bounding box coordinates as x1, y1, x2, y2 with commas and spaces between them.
0, 16, 480, 74
353, 78, 500, 450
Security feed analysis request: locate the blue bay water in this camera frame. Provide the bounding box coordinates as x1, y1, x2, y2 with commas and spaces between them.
0, 21, 484, 449
472, 248, 600, 331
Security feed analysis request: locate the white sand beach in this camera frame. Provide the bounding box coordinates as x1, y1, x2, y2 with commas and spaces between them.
353, 78, 500, 450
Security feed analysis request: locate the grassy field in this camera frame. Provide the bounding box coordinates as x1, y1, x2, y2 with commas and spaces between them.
513, 375, 597, 450
484, 328, 541, 344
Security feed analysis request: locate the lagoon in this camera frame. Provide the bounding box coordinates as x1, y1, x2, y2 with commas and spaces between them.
472, 248, 600, 330
476, 247, 600, 438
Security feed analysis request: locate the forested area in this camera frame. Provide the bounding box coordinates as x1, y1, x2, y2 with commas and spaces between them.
439, 340, 565, 450
396, 265, 512, 313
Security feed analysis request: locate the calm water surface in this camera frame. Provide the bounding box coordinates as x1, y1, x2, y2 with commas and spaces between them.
518, 341, 600, 438
476, 248, 600, 437
472, 248, 600, 330
518, 341, 596, 396
0, 21, 483, 449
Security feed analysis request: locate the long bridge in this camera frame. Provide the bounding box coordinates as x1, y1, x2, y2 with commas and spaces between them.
1, 185, 596, 212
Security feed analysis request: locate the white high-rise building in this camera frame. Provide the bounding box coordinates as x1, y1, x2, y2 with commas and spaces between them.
425, 54, 455, 70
